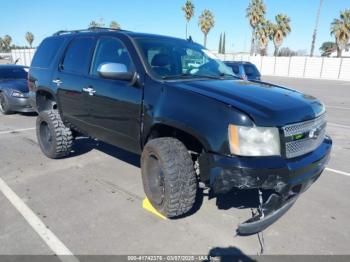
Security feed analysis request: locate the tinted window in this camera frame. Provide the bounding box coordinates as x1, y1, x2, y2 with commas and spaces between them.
91, 37, 133, 76
0, 67, 27, 79
31, 37, 64, 68
230, 65, 240, 74
62, 37, 95, 75
136, 38, 233, 79
243, 64, 260, 77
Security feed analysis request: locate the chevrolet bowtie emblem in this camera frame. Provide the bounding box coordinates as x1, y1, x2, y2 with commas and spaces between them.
309, 127, 320, 139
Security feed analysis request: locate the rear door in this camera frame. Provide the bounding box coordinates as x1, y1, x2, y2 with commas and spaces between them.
53, 37, 96, 132
84, 36, 143, 153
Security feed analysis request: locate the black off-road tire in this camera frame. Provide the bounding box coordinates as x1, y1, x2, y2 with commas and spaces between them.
0, 92, 14, 115
36, 109, 73, 159
141, 137, 197, 218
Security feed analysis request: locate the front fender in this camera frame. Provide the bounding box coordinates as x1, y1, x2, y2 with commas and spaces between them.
142, 79, 254, 155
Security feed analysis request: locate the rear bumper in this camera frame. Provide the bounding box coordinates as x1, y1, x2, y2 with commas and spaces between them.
199, 136, 332, 235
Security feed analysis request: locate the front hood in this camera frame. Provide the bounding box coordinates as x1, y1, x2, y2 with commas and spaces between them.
168, 79, 324, 127
0, 79, 29, 93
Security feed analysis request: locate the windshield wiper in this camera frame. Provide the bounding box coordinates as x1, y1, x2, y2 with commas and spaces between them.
219, 73, 242, 80
162, 73, 221, 80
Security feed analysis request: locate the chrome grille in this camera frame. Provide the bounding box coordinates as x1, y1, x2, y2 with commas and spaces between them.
282, 114, 326, 159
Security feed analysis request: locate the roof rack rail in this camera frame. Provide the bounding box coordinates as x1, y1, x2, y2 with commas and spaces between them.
53, 27, 125, 36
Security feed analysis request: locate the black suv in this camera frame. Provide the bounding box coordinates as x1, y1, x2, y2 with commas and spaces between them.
29, 28, 332, 235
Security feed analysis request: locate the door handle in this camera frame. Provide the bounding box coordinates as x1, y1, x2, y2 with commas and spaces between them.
52, 79, 63, 86
82, 86, 96, 96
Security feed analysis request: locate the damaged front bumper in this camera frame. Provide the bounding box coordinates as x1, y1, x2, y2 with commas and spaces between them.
199, 136, 332, 235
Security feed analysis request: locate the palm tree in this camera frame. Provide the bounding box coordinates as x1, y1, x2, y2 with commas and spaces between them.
319, 41, 337, 56
256, 19, 273, 55
310, 0, 324, 57
2, 35, 12, 51
246, 0, 266, 55
110, 21, 121, 29
198, 9, 215, 48
25, 32, 34, 48
271, 14, 291, 56
182, 0, 195, 39
89, 20, 100, 28
330, 9, 350, 57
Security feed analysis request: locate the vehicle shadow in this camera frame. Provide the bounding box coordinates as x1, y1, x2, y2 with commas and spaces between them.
204, 246, 257, 262
71, 137, 258, 219
19, 112, 37, 117
212, 189, 259, 210
70, 137, 140, 168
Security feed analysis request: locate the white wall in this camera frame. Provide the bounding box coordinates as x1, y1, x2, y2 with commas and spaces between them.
8, 49, 350, 81
217, 53, 350, 81
11, 49, 36, 66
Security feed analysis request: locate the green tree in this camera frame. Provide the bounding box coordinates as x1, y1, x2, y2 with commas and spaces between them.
198, 9, 215, 48
277, 47, 297, 57
319, 41, 337, 56
89, 20, 102, 28
310, 0, 324, 57
222, 32, 226, 54
256, 18, 273, 55
110, 21, 121, 29
246, 0, 266, 55
218, 33, 222, 54
182, 0, 195, 39
330, 9, 350, 57
2, 35, 12, 51
25, 32, 34, 48
271, 14, 291, 56
0, 37, 3, 52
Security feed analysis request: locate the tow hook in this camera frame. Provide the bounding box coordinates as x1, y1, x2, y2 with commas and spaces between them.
237, 190, 298, 236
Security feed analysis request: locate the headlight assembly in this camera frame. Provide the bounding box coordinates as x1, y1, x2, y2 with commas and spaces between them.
11, 90, 24, 98
228, 124, 281, 156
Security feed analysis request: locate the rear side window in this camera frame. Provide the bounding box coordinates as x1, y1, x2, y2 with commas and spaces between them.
62, 37, 95, 75
243, 64, 260, 77
31, 37, 64, 69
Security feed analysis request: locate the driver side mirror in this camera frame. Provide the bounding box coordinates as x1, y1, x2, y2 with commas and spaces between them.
97, 62, 134, 81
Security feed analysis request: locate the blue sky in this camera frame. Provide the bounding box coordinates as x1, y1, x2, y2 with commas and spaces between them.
1, 0, 349, 55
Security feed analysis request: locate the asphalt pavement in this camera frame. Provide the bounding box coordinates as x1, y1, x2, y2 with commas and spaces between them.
0, 76, 349, 259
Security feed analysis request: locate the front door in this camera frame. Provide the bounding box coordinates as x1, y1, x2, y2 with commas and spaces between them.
85, 36, 143, 153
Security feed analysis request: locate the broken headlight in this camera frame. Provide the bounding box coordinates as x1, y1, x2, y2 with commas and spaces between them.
228, 124, 281, 156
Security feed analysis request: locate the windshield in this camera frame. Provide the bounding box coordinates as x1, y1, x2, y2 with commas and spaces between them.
0, 67, 28, 80
135, 38, 236, 80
